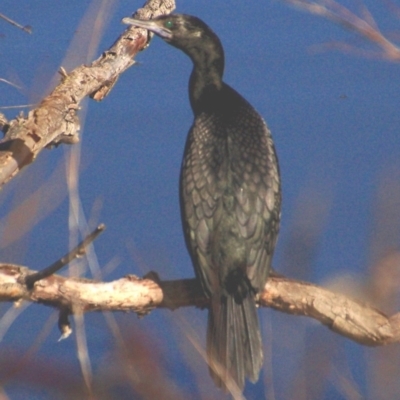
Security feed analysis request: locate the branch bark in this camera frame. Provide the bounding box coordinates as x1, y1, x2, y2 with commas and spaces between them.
1, 263, 399, 347
0, 0, 176, 188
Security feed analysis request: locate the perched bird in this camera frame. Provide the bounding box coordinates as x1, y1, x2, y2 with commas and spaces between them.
123, 14, 281, 392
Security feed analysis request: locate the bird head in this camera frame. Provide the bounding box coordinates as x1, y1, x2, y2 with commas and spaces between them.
122, 14, 222, 56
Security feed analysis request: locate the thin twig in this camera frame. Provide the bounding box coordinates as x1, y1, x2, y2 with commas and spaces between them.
24, 224, 105, 288
0, 104, 36, 110
0, 12, 32, 34
0, 78, 22, 90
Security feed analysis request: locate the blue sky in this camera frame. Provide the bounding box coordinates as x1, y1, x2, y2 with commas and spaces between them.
1, 1, 400, 399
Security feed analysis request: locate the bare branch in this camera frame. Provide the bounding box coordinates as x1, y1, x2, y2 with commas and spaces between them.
260, 274, 398, 346
1, 264, 399, 347
0, 264, 163, 315
0, 0, 176, 188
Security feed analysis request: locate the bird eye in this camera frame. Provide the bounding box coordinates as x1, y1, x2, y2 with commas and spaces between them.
164, 20, 174, 29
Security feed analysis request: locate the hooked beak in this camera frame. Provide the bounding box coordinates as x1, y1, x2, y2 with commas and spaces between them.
122, 17, 173, 39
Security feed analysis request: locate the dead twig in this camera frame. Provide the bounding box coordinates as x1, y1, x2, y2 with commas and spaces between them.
0, 12, 32, 34
24, 224, 105, 289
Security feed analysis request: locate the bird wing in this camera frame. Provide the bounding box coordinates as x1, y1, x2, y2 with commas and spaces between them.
180, 114, 225, 296
180, 93, 281, 296
231, 119, 281, 291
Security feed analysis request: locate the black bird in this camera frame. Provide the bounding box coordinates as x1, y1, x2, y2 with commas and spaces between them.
123, 14, 281, 393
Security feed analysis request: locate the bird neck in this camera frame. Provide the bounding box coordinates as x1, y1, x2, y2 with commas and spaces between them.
187, 42, 225, 114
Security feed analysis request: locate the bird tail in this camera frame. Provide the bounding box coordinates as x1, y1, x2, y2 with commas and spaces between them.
206, 293, 263, 393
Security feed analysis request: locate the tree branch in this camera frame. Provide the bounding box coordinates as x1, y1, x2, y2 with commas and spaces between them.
260, 273, 400, 346
1, 264, 399, 347
0, 0, 176, 188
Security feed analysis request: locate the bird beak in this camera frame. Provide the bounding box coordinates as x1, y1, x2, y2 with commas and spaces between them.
122, 17, 173, 39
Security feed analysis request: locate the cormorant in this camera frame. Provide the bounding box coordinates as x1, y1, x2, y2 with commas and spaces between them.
123, 14, 281, 393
